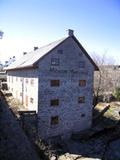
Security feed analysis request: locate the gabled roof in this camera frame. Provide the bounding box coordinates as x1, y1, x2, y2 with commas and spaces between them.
5, 37, 67, 70
5, 35, 99, 71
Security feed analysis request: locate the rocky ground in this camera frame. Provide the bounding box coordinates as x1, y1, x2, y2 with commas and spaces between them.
57, 102, 120, 160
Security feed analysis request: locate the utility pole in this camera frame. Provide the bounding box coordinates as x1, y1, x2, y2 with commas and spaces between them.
0, 30, 4, 39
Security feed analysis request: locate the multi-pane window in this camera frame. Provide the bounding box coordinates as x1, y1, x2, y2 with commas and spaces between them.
79, 61, 85, 68
79, 80, 86, 87
51, 116, 59, 125
31, 79, 34, 86
51, 58, 59, 66
57, 50, 63, 54
30, 98, 34, 103
51, 80, 60, 87
50, 99, 59, 106
26, 78, 28, 84
78, 96, 85, 103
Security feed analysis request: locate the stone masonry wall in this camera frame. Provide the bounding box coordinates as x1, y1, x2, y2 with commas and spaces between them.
37, 37, 94, 140
6, 36, 95, 140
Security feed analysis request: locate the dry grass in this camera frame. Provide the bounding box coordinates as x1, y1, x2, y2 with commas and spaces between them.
4, 95, 28, 118
95, 102, 120, 121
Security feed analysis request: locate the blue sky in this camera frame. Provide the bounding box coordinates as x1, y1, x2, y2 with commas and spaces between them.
0, 0, 120, 63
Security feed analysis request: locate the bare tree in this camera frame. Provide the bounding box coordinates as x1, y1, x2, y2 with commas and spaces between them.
91, 53, 116, 106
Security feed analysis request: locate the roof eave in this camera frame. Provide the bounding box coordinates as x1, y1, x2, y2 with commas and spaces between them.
5, 64, 38, 71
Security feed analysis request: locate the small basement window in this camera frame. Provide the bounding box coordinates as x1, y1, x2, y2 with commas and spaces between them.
78, 96, 85, 103
79, 80, 86, 87
51, 80, 60, 87
51, 58, 59, 66
51, 116, 59, 125
50, 99, 59, 106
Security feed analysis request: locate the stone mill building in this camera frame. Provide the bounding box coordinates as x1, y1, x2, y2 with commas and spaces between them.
5, 30, 99, 140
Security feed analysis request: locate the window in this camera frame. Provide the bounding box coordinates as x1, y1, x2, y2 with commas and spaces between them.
30, 98, 34, 103
9, 76, 10, 82
81, 113, 85, 117
78, 96, 85, 103
50, 99, 59, 106
26, 78, 28, 84
79, 61, 85, 68
78, 52, 83, 56
51, 80, 60, 87
51, 116, 59, 125
31, 79, 34, 86
11, 77, 13, 83
57, 50, 63, 54
51, 58, 59, 66
79, 80, 86, 87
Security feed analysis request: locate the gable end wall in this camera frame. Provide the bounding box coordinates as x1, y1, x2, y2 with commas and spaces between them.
37, 37, 94, 139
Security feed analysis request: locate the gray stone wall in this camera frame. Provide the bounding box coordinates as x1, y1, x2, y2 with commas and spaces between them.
37, 37, 94, 139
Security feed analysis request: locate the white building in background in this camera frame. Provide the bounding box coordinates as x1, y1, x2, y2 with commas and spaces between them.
5, 30, 98, 140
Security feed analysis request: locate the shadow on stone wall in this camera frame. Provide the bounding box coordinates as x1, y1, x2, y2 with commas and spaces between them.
18, 111, 37, 142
